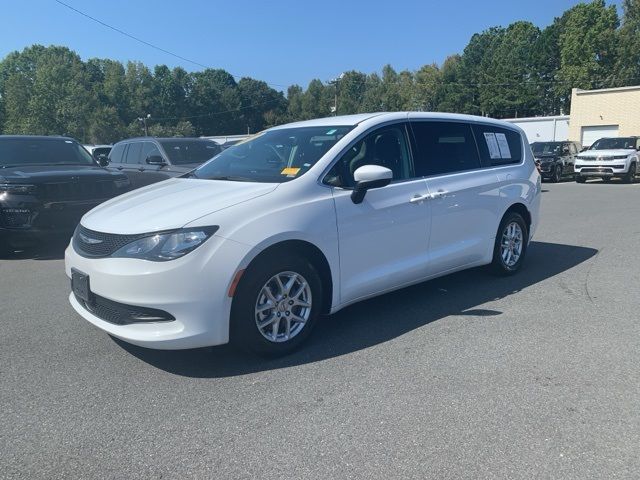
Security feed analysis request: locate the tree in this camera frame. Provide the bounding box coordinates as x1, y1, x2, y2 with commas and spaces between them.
615, 0, 640, 86
556, 0, 619, 98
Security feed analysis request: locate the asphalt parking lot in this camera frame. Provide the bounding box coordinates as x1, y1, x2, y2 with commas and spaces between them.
1, 180, 639, 479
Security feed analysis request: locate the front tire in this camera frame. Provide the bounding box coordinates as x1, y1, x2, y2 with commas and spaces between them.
576, 176, 586, 183
551, 165, 562, 183
490, 212, 528, 276
230, 253, 323, 356
623, 163, 636, 184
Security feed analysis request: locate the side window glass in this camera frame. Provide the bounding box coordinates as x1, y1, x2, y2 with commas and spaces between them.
324, 124, 412, 188
409, 121, 481, 176
141, 142, 162, 162
125, 142, 143, 164
472, 124, 523, 166
108, 144, 126, 163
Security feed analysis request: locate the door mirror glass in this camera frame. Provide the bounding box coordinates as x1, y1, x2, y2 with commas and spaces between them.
146, 154, 166, 166
351, 165, 392, 204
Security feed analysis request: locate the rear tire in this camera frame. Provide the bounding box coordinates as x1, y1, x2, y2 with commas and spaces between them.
230, 253, 323, 356
490, 212, 528, 276
623, 163, 636, 184
575, 176, 586, 183
551, 165, 561, 183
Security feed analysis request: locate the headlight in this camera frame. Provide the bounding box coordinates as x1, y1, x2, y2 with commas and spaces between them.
0, 183, 37, 194
112, 226, 219, 261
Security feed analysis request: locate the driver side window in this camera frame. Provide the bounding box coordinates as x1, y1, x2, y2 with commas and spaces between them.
324, 124, 412, 188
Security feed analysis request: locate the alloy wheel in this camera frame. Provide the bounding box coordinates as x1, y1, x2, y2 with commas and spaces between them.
500, 222, 523, 268
254, 271, 312, 343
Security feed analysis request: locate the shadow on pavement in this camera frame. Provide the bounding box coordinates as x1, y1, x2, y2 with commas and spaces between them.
115, 241, 598, 378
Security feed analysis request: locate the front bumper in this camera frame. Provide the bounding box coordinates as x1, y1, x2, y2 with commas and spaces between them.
575, 161, 629, 177
65, 234, 252, 349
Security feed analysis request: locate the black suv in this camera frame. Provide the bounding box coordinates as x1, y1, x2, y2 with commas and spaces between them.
106, 137, 222, 189
531, 141, 582, 182
0, 136, 130, 255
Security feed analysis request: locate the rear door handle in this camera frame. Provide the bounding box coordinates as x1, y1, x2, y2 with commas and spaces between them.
410, 194, 431, 203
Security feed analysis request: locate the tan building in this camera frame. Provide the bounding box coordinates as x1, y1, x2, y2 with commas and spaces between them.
569, 85, 640, 147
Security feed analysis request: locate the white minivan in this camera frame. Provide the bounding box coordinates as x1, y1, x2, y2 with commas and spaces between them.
65, 112, 540, 355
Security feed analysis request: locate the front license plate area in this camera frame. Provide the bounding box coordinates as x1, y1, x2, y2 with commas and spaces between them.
71, 268, 92, 304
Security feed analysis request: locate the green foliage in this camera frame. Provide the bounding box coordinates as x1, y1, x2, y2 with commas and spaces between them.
0, 2, 637, 141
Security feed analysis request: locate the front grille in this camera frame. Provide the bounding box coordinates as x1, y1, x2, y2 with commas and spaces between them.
75, 293, 175, 325
40, 181, 116, 201
0, 208, 33, 228
580, 167, 614, 173
73, 225, 151, 257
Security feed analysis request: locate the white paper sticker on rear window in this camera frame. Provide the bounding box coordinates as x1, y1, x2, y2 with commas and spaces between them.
495, 133, 511, 159
483, 132, 501, 159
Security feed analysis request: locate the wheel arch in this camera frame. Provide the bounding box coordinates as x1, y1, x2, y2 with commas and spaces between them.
503, 202, 532, 234
238, 239, 334, 315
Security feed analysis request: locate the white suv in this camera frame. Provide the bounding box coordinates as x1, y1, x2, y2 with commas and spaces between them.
575, 136, 640, 183
65, 112, 540, 355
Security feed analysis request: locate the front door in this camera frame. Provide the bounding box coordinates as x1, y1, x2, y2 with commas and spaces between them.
326, 123, 432, 305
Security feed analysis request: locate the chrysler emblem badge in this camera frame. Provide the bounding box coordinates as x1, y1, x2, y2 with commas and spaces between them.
79, 232, 103, 245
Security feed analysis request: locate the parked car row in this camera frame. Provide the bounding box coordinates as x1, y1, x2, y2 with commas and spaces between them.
532, 136, 640, 183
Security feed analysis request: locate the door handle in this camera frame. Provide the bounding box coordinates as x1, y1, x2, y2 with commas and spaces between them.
430, 190, 449, 199
409, 194, 431, 203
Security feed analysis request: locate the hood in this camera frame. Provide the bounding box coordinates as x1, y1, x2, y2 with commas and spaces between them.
81, 178, 279, 234
0, 164, 123, 183
579, 148, 635, 157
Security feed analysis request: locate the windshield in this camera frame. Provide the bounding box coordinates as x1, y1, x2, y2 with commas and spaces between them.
531, 142, 563, 156
590, 137, 636, 150
159, 140, 222, 165
191, 126, 353, 183
0, 138, 95, 167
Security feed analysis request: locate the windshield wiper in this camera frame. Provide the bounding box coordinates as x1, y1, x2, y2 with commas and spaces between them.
207, 175, 254, 182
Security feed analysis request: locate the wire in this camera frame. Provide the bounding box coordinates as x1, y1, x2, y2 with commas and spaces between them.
53, 0, 287, 89
152, 98, 283, 121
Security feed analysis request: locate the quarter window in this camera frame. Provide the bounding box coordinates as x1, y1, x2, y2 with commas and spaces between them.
472, 124, 523, 166
409, 121, 481, 176
324, 124, 412, 188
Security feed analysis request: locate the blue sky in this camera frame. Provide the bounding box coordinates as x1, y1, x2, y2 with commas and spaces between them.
0, 0, 623, 90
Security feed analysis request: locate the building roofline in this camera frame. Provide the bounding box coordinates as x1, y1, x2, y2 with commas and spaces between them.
573, 85, 640, 95
502, 115, 570, 122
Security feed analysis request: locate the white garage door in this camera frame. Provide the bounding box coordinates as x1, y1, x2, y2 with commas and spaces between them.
581, 125, 619, 147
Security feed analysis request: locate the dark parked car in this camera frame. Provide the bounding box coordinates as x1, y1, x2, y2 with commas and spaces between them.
106, 137, 222, 189
0, 136, 130, 256
531, 141, 582, 182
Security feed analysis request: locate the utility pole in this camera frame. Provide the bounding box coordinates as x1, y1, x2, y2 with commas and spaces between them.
328, 73, 345, 116
138, 114, 151, 136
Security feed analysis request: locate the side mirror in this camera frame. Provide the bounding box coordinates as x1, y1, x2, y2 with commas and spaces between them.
580, 147, 589, 152
146, 154, 167, 166
351, 165, 393, 204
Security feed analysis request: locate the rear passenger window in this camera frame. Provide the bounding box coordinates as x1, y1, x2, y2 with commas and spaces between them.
472, 125, 523, 166
125, 142, 143, 164
109, 144, 126, 163
409, 121, 481, 176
